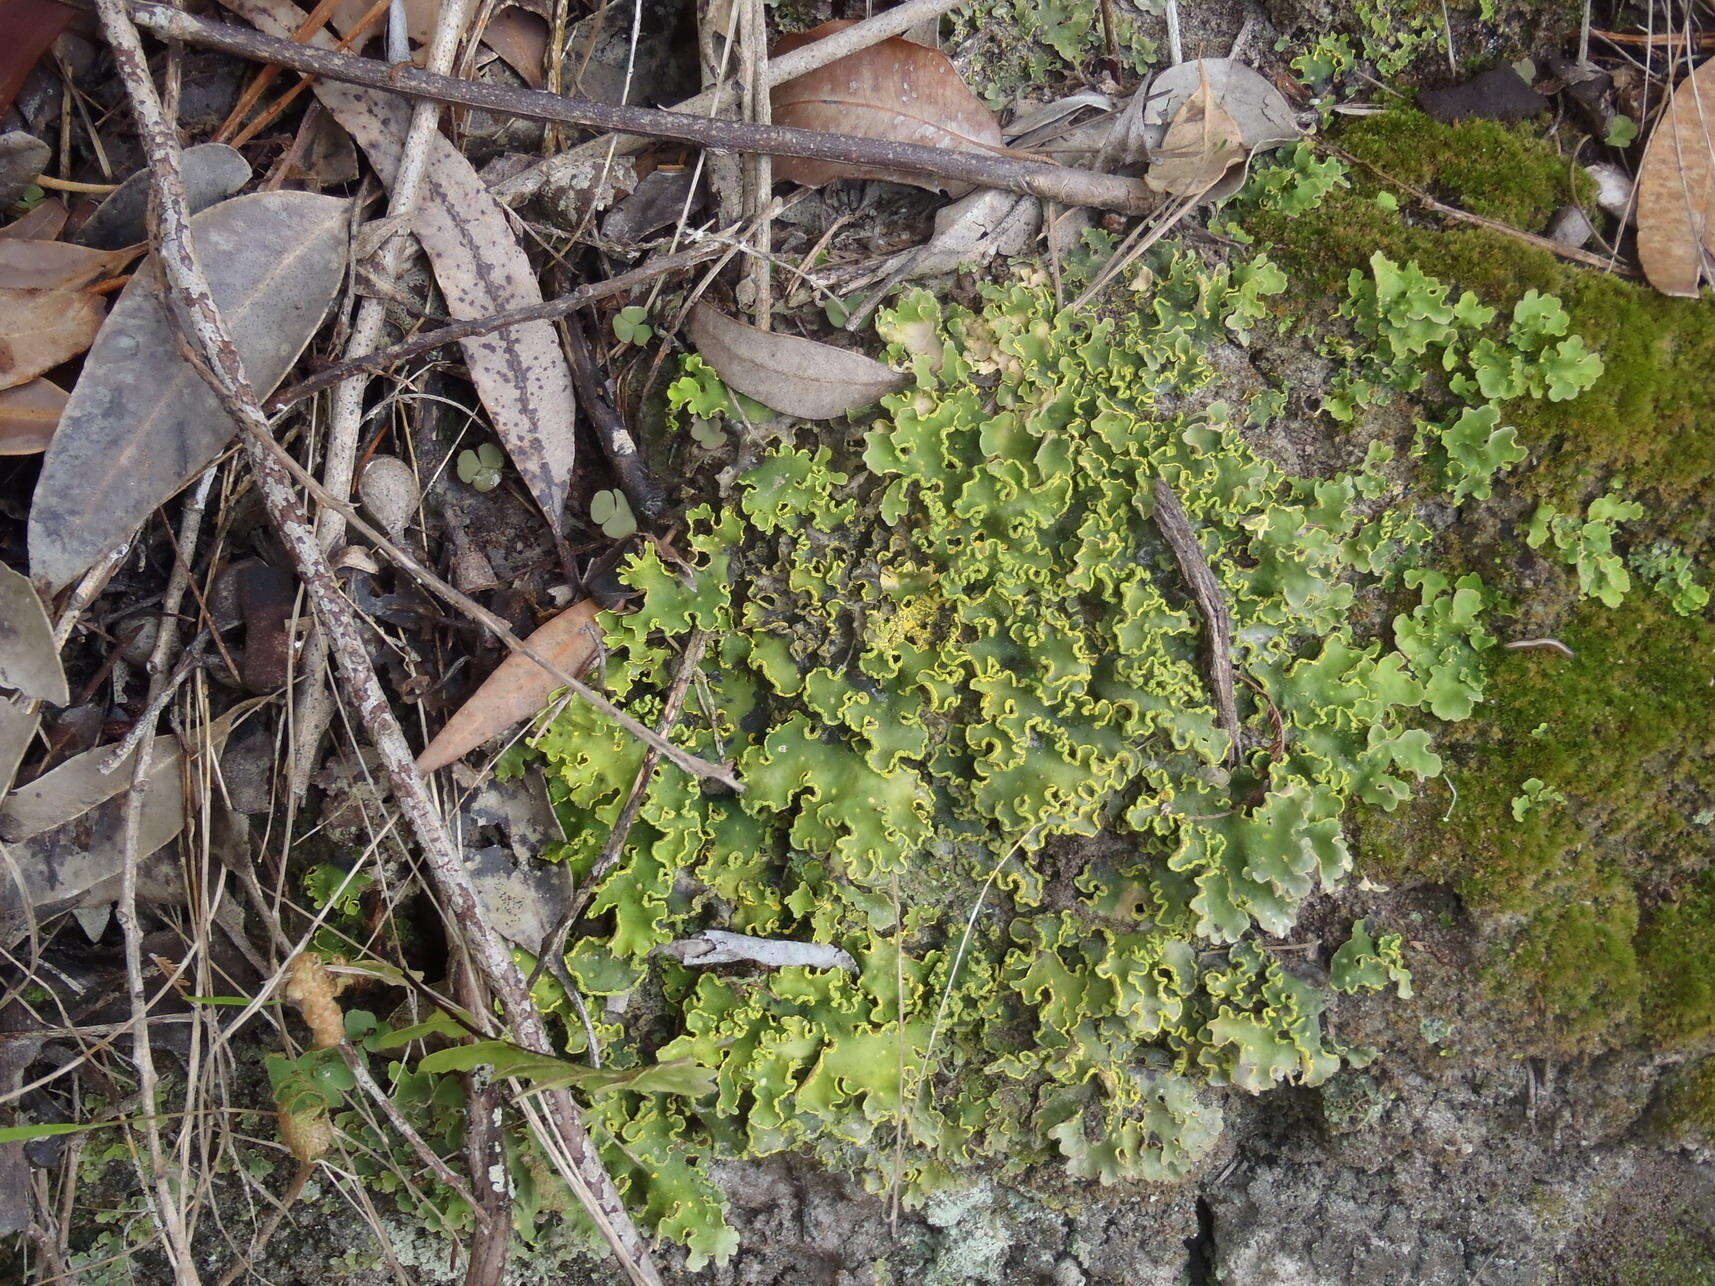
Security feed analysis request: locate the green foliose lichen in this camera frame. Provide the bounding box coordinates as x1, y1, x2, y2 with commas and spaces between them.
503, 237, 1611, 1258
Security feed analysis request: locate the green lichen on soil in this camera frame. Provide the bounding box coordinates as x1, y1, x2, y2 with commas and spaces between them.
1245, 110, 1715, 535
1238, 112, 1715, 1052
482, 221, 1620, 1259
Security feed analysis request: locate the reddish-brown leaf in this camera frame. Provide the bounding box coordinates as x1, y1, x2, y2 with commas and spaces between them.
1638, 55, 1715, 297
0, 198, 66, 241
0, 376, 65, 454
769, 21, 1005, 194
417, 599, 605, 772
0, 0, 75, 118
0, 288, 101, 391
0, 240, 138, 291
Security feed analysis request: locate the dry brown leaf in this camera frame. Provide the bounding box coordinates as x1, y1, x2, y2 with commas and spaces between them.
769, 21, 1005, 194
1146, 66, 1247, 197
417, 599, 604, 772
222, 0, 581, 533
0, 376, 65, 454
0, 563, 65, 704
0, 198, 67, 241
29, 191, 348, 589
688, 303, 906, 419
1638, 56, 1715, 297
481, 8, 548, 89
0, 287, 102, 391
0, 239, 138, 291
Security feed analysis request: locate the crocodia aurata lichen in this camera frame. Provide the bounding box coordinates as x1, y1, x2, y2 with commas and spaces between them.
511, 251, 1601, 1267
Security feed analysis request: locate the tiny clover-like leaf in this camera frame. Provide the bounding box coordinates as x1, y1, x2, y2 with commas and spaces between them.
1510, 777, 1567, 821
690, 418, 725, 449
1606, 114, 1638, 147
613, 304, 654, 346
590, 488, 637, 538
457, 443, 505, 491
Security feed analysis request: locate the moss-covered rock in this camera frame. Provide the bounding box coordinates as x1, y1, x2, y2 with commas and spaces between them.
1248, 112, 1715, 534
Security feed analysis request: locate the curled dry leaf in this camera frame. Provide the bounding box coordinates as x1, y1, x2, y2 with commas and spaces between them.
688, 303, 906, 419
769, 21, 1005, 194
29, 191, 349, 589
416, 598, 604, 772
0, 287, 102, 391
1637, 55, 1715, 298
0, 0, 73, 118
0, 377, 66, 455
0, 563, 66, 704
223, 0, 580, 533
75, 142, 253, 250
1146, 66, 1248, 198
0, 734, 181, 842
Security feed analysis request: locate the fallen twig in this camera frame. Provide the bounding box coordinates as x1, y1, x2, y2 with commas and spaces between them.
1151, 478, 1241, 760
530, 630, 710, 995
1504, 637, 1576, 658
124, 0, 1160, 215
288, 0, 478, 805
268, 242, 721, 409
562, 310, 668, 523
93, 4, 663, 1278
498, 0, 969, 203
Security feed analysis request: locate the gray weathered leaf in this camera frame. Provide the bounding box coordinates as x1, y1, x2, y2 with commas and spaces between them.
0, 696, 37, 798
0, 787, 183, 947
28, 191, 348, 589
0, 564, 65, 704
221, 0, 579, 533
0, 133, 47, 206
688, 304, 905, 419
75, 143, 253, 250
0, 734, 181, 842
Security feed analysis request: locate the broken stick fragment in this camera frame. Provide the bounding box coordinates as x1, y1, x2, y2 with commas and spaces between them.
1151, 477, 1241, 760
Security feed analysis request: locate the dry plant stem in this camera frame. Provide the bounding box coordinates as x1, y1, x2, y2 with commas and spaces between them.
125, 1, 1160, 215
739, 0, 771, 327
269, 241, 721, 407
562, 310, 666, 521
495, 0, 968, 201
109, 467, 219, 1284
291, 0, 478, 801
210, 1162, 312, 1286
95, 6, 662, 1279
1151, 478, 1240, 760
342, 1042, 479, 1207
455, 963, 512, 1286
530, 629, 709, 995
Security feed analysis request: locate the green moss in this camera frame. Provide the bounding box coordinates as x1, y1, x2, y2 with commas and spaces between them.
1245, 116, 1715, 531
1337, 110, 1587, 229
1364, 592, 1715, 1048
1639, 869, 1715, 1047
1650, 1056, 1715, 1142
